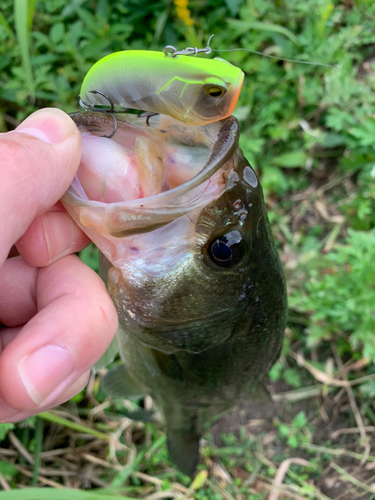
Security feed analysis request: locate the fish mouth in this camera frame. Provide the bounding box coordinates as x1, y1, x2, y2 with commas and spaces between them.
63, 113, 239, 240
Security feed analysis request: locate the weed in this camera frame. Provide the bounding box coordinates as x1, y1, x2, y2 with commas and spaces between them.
275, 411, 313, 449
290, 229, 375, 359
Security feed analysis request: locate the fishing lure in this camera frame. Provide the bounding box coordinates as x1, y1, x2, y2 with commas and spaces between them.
79, 36, 244, 131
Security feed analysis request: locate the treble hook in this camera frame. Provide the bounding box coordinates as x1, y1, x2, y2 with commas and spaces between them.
164, 34, 214, 58
139, 111, 159, 126
79, 90, 128, 139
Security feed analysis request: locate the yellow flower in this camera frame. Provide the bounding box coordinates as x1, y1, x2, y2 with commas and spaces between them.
174, 0, 194, 27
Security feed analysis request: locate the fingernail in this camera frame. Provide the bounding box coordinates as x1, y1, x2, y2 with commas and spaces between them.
42, 211, 78, 263
16, 108, 76, 144
18, 345, 75, 405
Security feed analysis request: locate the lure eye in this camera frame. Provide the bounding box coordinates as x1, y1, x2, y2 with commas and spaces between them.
207, 231, 245, 268
205, 85, 226, 98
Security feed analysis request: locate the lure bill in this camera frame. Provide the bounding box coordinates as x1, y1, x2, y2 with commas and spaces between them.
80, 50, 244, 126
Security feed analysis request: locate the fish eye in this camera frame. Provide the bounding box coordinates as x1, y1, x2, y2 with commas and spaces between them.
205, 85, 226, 98
207, 231, 245, 268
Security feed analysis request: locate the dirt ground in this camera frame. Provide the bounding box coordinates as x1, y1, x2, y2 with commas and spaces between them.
209, 382, 375, 500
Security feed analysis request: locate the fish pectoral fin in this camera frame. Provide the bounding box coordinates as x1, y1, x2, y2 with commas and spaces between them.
250, 382, 273, 402
167, 430, 200, 477
138, 345, 184, 382
152, 349, 184, 382
123, 408, 155, 422
101, 365, 145, 399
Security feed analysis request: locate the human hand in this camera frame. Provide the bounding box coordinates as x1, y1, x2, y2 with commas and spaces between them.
0, 108, 118, 422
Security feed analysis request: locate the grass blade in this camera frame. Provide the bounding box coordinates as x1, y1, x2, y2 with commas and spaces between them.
14, 0, 35, 100
154, 9, 168, 42
0, 11, 15, 40
31, 418, 43, 485
227, 19, 300, 45
0, 488, 136, 500
110, 450, 145, 487
27, 0, 37, 29
39, 411, 110, 441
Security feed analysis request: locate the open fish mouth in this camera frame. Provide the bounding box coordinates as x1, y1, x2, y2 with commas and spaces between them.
62, 112, 239, 266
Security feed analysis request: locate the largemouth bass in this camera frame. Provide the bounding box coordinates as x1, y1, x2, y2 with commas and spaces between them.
61, 112, 286, 476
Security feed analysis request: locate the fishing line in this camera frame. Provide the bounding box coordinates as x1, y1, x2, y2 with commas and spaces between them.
166, 34, 340, 71
212, 48, 339, 70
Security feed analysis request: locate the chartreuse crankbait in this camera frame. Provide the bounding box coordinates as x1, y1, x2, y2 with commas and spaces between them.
79, 36, 244, 131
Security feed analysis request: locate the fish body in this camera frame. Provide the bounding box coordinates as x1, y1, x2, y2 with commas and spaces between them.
80, 51, 244, 125
62, 112, 286, 475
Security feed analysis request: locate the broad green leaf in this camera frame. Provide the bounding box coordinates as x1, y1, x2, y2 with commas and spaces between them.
278, 424, 290, 438
269, 362, 282, 381
96, 0, 110, 25
272, 151, 308, 168
191, 469, 208, 490
0, 423, 14, 441
288, 435, 298, 448
50, 22, 65, 45
320, 133, 344, 148
77, 6, 99, 33
284, 368, 302, 388
0, 461, 18, 479
292, 411, 308, 429
224, 0, 244, 17
226, 19, 300, 45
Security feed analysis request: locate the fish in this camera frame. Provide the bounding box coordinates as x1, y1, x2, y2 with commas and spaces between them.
61, 111, 286, 476
80, 50, 244, 125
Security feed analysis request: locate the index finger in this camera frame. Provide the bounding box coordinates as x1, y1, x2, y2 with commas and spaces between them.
0, 108, 81, 266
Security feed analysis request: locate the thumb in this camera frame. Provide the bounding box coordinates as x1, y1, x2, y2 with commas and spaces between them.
0, 108, 81, 266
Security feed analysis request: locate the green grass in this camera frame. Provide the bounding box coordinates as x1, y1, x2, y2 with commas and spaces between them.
1, 0, 375, 497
